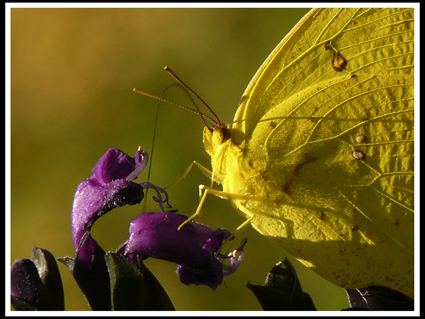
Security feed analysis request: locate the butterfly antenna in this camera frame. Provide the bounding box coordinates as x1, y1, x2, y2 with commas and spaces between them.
133, 87, 217, 127
164, 66, 222, 126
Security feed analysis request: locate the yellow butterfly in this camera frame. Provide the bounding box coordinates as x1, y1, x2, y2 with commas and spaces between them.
138, 8, 415, 298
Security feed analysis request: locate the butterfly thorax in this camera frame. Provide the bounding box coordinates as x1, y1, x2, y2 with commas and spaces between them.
203, 125, 279, 213
203, 125, 242, 186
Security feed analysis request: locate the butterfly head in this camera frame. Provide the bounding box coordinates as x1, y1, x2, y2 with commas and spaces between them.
211, 124, 231, 146
203, 124, 232, 160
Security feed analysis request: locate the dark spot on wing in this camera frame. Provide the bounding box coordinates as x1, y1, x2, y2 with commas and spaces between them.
324, 40, 347, 72
332, 51, 347, 72
324, 41, 332, 50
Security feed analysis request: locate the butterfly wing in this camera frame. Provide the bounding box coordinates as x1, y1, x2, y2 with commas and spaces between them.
226, 8, 414, 297
233, 8, 414, 141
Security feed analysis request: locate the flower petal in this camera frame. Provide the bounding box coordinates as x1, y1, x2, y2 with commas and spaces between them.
124, 212, 244, 290
125, 212, 218, 267
71, 148, 146, 266
92, 148, 147, 184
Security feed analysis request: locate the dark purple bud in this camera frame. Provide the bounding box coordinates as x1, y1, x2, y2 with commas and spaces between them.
11, 259, 44, 309
124, 212, 244, 290
71, 148, 147, 266
11, 248, 65, 310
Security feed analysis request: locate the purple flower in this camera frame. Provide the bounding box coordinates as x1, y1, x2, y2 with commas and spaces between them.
71, 148, 169, 266
11, 259, 44, 309
124, 212, 245, 290
11, 247, 65, 310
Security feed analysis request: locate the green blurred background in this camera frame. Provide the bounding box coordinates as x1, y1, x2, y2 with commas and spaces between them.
10, 7, 350, 310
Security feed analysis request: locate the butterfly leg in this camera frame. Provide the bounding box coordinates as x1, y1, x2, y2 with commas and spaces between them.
166, 162, 216, 231
177, 184, 241, 231
164, 161, 212, 189
177, 184, 212, 230
179, 184, 256, 231
218, 215, 254, 251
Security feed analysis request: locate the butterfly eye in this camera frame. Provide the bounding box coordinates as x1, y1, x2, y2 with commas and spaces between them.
212, 126, 230, 146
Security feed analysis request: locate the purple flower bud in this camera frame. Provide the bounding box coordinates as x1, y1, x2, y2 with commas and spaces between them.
11, 259, 44, 309
124, 212, 244, 290
71, 148, 148, 266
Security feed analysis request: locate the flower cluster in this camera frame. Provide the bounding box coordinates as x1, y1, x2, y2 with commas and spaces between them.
70, 147, 244, 288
